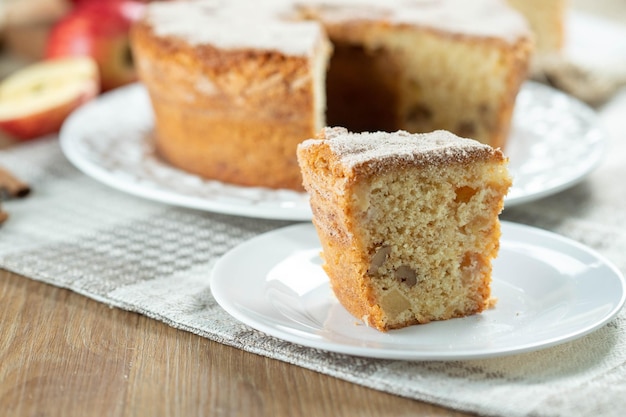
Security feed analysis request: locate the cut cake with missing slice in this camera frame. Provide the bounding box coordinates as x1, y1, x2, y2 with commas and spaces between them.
297, 127, 512, 332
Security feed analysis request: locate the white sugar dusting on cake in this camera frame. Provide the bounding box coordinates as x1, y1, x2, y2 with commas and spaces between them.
303, 0, 529, 43
145, 0, 529, 56
301, 127, 496, 171
145, 0, 323, 56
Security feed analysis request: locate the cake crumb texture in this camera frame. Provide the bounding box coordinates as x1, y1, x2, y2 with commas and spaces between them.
297, 127, 512, 331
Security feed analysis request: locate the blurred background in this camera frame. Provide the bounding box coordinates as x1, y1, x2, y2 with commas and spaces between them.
1, 0, 625, 146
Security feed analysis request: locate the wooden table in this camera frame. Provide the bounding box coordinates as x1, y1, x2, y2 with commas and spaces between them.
1, 1, 624, 416
1, 269, 471, 416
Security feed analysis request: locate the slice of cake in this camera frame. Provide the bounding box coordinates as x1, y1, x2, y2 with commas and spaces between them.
506, 0, 566, 54
505, 0, 566, 76
297, 127, 512, 332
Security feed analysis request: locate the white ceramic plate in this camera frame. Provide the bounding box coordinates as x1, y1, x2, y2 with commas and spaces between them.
210, 222, 626, 360
60, 81, 605, 220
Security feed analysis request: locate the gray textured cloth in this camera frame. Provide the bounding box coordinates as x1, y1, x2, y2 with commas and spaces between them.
2, 90, 626, 417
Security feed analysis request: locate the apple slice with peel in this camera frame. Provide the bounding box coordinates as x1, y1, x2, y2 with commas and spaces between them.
0, 57, 100, 141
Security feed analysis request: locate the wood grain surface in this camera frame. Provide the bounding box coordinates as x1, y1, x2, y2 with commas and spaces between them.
0, 270, 473, 417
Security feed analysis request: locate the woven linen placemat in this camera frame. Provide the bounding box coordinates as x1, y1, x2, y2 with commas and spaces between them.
2, 102, 626, 417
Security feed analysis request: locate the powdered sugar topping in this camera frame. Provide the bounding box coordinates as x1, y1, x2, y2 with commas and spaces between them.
303, 127, 496, 170
145, 0, 323, 56
305, 0, 529, 43
144, 0, 529, 56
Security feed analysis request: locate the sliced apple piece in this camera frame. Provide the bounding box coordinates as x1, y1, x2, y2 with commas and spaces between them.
0, 57, 100, 141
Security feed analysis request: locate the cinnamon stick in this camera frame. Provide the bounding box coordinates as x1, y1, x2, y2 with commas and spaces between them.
0, 166, 30, 199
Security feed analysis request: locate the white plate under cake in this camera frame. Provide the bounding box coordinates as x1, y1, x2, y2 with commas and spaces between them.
60, 81, 606, 220
209, 221, 626, 360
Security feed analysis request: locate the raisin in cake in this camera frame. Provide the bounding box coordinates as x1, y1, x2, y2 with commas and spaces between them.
297, 127, 512, 332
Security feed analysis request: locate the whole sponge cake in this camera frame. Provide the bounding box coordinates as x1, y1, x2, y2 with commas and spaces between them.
297, 127, 512, 332
132, 0, 531, 191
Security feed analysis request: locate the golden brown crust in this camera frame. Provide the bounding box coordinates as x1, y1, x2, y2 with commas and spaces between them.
495, 36, 534, 149
131, 21, 323, 190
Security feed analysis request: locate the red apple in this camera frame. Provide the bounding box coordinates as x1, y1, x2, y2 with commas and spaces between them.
44, 0, 147, 92
0, 57, 100, 141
